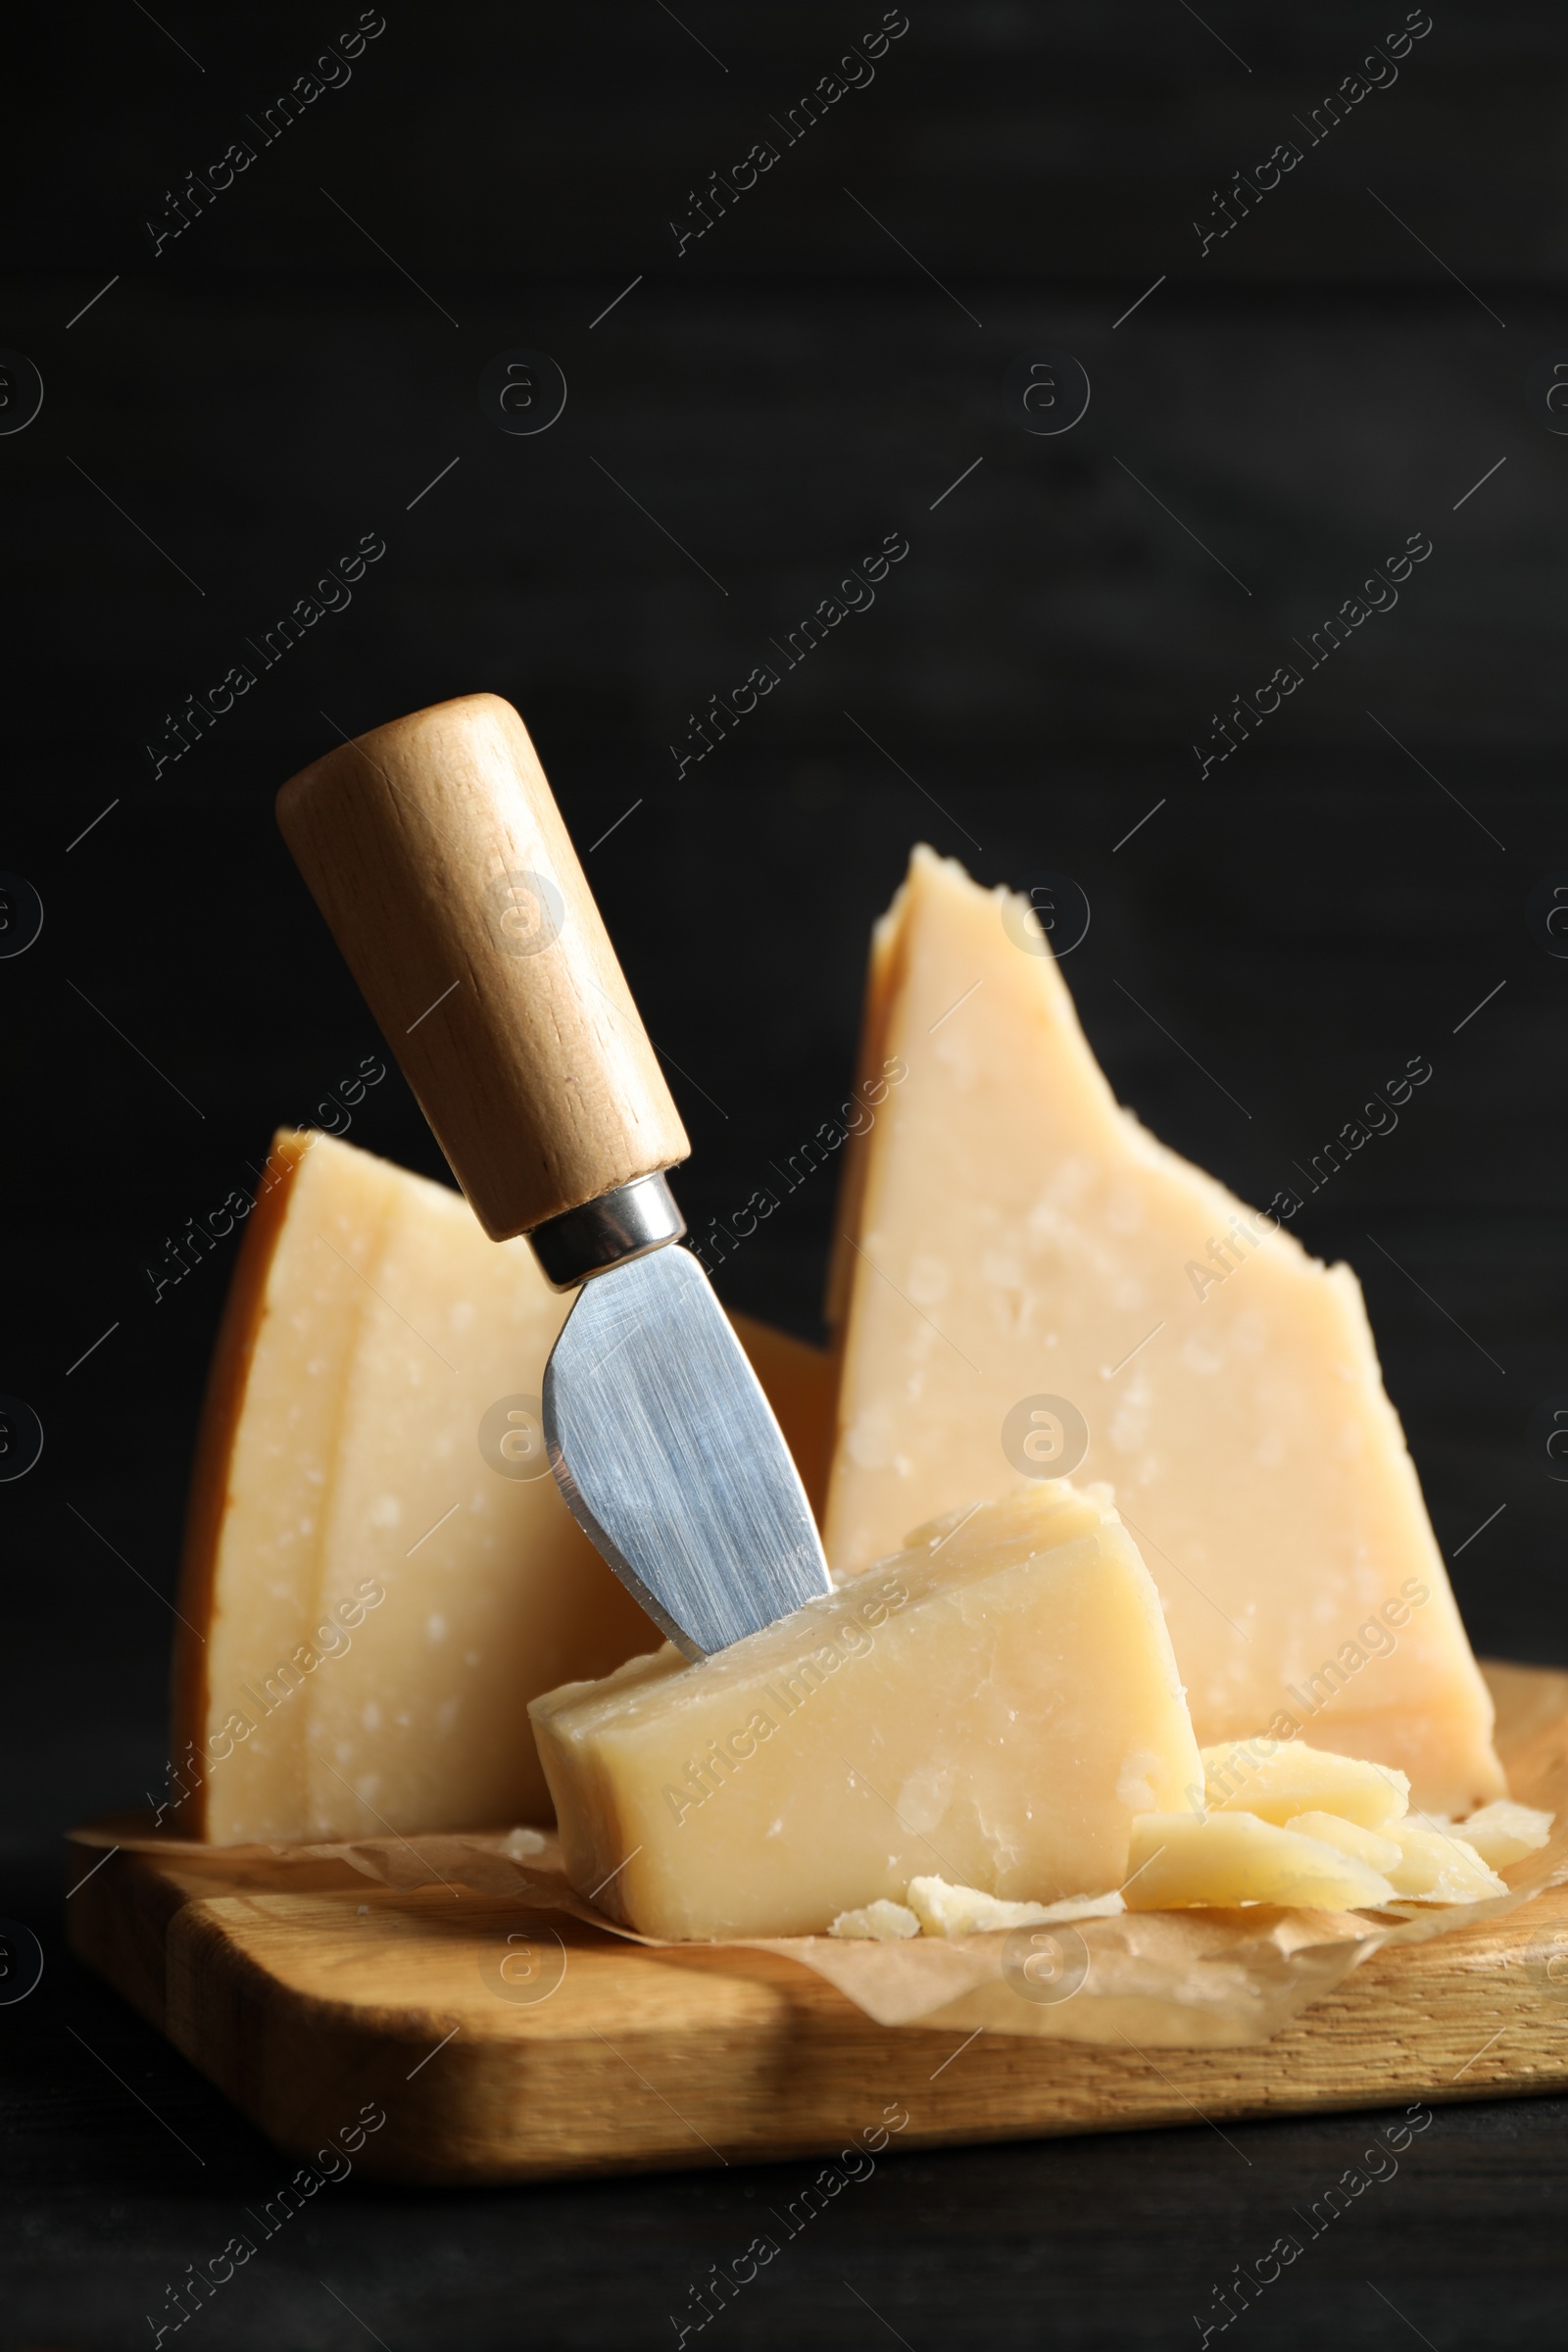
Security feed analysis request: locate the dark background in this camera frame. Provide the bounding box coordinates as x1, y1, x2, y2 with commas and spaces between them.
4, 2, 1568, 2343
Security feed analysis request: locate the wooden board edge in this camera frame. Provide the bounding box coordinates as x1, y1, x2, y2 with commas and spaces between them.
63, 1849, 1568, 2184
65, 1843, 186, 2034
60, 1646, 1568, 2184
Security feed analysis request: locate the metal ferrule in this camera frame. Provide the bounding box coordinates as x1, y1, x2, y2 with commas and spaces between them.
528, 1170, 687, 1291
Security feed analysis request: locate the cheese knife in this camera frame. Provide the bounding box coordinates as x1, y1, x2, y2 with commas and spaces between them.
275, 692, 830, 1658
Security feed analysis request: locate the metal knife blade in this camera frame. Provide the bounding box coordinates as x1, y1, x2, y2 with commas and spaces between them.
543, 1244, 831, 1658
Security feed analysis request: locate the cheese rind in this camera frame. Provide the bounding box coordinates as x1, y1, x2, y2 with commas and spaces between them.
172, 1130, 829, 1843
175, 1131, 404, 1841
824, 847, 1503, 1814
531, 1480, 1202, 1939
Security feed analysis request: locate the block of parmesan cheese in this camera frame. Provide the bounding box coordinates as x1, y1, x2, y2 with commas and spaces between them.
171, 1129, 829, 1843
530, 1480, 1202, 1939
824, 847, 1503, 1815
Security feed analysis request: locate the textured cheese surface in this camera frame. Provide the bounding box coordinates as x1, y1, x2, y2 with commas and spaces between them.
173, 1130, 828, 1843
530, 1480, 1202, 1939
824, 847, 1503, 1815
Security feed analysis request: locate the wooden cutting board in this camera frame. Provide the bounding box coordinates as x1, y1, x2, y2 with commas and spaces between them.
68, 1661, 1568, 2183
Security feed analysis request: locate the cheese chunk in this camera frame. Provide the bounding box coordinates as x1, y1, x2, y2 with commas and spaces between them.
1451, 1799, 1553, 1870
172, 1130, 829, 1843
1125, 1810, 1395, 1911
1284, 1811, 1403, 1875
824, 846, 1503, 1814
906, 1877, 1060, 1936
530, 1480, 1202, 1939
1384, 1823, 1507, 1903
1202, 1739, 1408, 1830
828, 1900, 920, 1940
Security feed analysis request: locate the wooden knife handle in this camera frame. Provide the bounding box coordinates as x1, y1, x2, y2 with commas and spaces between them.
276, 693, 690, 1241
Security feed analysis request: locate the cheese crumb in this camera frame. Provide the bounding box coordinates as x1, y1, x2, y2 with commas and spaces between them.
828, 1899, 920, 1941
906, 1876, 1062, 1936
830, 1884, 1125, 1938
1030, 1888, 1127, 1924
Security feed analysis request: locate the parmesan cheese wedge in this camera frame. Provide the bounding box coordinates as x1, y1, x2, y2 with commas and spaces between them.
1125, 1810, 1396, 1912
172, 1129, 829, 1843
824, 846, 1503, 1815
530, 1480, 1202, 1940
